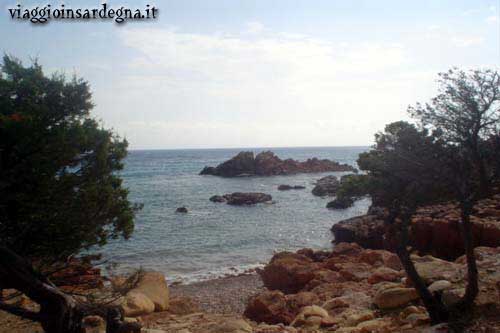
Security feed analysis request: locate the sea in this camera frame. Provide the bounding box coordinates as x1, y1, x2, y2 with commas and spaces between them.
100, 146, 371, 284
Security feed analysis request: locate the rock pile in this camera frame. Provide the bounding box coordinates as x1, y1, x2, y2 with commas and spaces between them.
243, 243, 500, 332
200, 151, 355, 177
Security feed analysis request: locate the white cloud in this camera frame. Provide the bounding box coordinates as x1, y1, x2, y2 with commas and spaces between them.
93, 23, 493, 148
245, 21, 265, 34
486, 15, 498, 24
108, 27, 425, 148
451, 35, 485, 47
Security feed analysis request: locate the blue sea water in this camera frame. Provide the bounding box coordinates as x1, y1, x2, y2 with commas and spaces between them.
101, 146, 370, 284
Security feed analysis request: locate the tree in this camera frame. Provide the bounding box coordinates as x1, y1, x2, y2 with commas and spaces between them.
0, 55, 142, 332
0, 55, 139, 264
356, 69, 500, 326
409, 68, 499, 314
409, 68, 500, 195
358, 121, 453, 323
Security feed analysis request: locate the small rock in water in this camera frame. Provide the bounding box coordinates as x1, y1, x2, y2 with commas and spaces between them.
278, 184, 306, 191
326, 196, 354, 209
312, 176, 340, 196
209, 195, 226, 203
176, 207, 188, 213
210, 192, 272, 205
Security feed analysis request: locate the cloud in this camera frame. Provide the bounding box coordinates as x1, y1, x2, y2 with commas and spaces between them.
486, 15, 498, 24
102, 23, 493, 148
111, 27, 424, 148
451, 35, 485, 47
245, 21, 265, 34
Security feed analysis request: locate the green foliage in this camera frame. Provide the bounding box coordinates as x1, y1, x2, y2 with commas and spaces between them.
336, 174, 371, 201
409, 68, 499, 146
356, 121, 454, 208
0, 55, 139, 262
409, 68, 500, 194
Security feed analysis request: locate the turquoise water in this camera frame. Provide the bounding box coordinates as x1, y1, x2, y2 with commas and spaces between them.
101, 146, 370, 283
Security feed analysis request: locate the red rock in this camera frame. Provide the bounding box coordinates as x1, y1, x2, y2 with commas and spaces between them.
367, 267, 403, 284
200, 151, 356, 177
244, 290, 294, 324
331, 242, 363, 256
337, 262, 373, 282
259, 252, 316, 294
333, 194, 500, 260
286, 292, 320, 313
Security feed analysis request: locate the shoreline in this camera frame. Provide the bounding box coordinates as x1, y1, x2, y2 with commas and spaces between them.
170, 272, 264, 315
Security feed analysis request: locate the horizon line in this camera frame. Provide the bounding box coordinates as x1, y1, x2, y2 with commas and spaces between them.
128, 144, 372, 151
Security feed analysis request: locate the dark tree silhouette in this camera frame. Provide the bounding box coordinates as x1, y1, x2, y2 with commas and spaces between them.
356, 69, 499, 326
0, 56, 141, 332
0, 55, 140, 263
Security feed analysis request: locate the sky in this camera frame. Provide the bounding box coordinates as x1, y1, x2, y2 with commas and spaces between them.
1, 0, 499, 149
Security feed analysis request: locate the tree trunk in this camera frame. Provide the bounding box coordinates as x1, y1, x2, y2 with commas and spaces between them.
453, 202, 479, 311
0, 246, 83, 333
395, 212, 449, 324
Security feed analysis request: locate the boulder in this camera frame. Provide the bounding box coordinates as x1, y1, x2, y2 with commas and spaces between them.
122, 290, 155, 317
312, 176, 340, 196
244, 290, 294, 324
412, 255, 462, 284
278, 184, 306, 191
355, 318, 393, 332
225, 192, 272, 205
176, 207, 188, 213
200, 151, 355, 177
373, 287, 419, 309
290, 305, 333, 328
322, 292, 371, 312
286, 292, 320, 313
428, 280, 452, 293
367, 267, 403, 284
132, 271, 169, 312
441, 288, 465, 307
209, 195, 226, 203
331, 215, 386, 249
344, 310, 375, 326
259, 252, 315, 294
327, 197, 354, 209
82, 315, 105, 333
358, 249, 402, 271
208, 319, 253, 333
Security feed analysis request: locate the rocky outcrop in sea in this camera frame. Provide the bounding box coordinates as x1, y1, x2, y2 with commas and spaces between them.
200, 151, 356, 177
210, 192, 273, 205
311, 175, 341, 197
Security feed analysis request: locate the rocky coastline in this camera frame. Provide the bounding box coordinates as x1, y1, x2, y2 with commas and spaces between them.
2, 195, 499, 333
200, 151, 356, 177
332, 193, 500, 260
